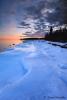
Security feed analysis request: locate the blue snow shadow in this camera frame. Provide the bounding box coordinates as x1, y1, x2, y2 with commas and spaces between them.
0, 54, 28, 90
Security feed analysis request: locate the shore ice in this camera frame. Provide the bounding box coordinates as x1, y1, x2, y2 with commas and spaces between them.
0, 40, 67, 100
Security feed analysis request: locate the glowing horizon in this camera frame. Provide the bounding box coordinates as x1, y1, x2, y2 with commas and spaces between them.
0, 34, 27, 39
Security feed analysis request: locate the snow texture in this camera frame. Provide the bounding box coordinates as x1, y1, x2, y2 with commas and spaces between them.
0, 40, 67, 100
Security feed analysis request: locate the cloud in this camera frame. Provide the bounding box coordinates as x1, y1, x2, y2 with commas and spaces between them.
17, 0, 61, 34
0, 0, 67, 35
25, 0, 46, 18
20, 21, 30, 26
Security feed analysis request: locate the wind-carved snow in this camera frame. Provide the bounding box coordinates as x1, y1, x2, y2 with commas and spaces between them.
0, 40, 67, 100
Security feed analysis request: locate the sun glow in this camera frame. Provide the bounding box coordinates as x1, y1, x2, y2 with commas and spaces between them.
0, 34, 27, 40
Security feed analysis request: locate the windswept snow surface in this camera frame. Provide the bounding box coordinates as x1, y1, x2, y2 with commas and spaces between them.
0, 40, 67, 100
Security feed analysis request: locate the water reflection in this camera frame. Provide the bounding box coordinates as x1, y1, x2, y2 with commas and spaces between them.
0, 39, 23, 52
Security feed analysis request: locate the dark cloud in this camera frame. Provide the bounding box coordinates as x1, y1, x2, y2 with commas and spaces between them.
20, 21, 30, 26
26, 0, 46, 18
0, 0, 67, 35
18, 0, 60, 33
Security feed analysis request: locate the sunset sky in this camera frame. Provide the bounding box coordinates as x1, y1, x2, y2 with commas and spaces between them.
0, 0, 67, 38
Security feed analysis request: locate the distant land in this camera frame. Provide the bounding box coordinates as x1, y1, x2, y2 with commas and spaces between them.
20, 37, 45, 40
45, 26, 67, 42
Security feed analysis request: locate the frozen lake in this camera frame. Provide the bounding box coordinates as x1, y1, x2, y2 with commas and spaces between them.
0, 40, 67, 100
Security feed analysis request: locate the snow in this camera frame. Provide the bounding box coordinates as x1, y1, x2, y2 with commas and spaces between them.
0, 40, 67, 100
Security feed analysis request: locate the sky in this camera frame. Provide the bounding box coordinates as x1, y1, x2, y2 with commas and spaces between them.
0, 0, 67, 37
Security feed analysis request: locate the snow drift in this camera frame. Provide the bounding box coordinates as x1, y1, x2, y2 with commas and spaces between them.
0, 40, 67, 100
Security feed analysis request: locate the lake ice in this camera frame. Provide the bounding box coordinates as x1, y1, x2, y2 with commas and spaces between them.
0, 40, 67, 100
